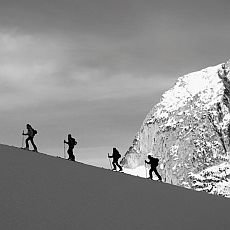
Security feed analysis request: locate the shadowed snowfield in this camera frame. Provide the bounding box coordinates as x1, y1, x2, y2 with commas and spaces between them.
0, 144, 229, 230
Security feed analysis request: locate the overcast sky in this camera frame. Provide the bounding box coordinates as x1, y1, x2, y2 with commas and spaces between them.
0, 0, 230, 167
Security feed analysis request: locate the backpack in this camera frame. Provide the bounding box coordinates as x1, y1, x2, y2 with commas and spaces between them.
150, 157, 159, 167
70, 137, 77, 146
32, 129, 37, 136
113, 148, 121, 159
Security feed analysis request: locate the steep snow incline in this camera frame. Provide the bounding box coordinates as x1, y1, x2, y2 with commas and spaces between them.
122, 61, 230, 197
0, 144, 230, 230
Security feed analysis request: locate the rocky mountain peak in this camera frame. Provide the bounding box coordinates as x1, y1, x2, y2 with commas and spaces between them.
122, 60, 230, 197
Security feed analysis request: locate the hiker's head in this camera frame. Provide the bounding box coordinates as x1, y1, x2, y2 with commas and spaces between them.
26, 124, 31, 129
148, 155, 152, 159
113, 147, 118, 153
68, 134, 71, 139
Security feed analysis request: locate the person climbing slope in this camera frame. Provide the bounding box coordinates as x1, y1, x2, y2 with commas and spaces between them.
64, 134, 77, 161
145, 155, 162, 181
108, 147, 123, 171
22, 124, 38, 152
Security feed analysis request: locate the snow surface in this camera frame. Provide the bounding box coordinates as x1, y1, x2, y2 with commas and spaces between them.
123, 165, 157, 179
189, 162, 230, 197
2, 144, 230, 230
123, 165, 147, 177
123, 165, 162, 180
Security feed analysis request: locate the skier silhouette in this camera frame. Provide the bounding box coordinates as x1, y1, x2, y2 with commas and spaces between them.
145, 155, 162, 181
22, 124, 38, 152
64, 134, 77, 161
108, 147, 123, 171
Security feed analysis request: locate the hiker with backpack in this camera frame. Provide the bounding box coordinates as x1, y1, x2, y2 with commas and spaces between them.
64, 134, 77, 161
108, 147, 123, 171
22, 124, 38, 152
145, 155, 162, 181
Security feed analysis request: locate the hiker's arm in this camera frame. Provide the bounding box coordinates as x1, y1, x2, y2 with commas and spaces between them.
145, 160, 150, 164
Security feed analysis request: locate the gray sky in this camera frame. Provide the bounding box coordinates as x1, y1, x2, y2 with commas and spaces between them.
0, 0, 230, 167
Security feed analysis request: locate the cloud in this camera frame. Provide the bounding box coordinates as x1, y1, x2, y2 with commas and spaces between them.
0, 30, 176, 111
0, 31, 62, 109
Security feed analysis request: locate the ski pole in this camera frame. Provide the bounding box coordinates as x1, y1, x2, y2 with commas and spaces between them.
108, 154, 112, 169
64, 141, 66, 159
21, 130, 25, 148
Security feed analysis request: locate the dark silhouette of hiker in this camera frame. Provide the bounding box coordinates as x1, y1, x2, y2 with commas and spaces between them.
108, 147, 122, 171
22, 124, 38, 152
145, 155, 162, 181
64, 134, 77, 161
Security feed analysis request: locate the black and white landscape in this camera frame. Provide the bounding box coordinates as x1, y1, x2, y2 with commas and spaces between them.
1, 1, 230, 229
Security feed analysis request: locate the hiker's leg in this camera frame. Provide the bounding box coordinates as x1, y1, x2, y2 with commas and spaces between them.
70, 152, 75, 161
149, 168, 153, 179
116, 161, 122, 171
25, 137, 30, 149
112, 160, 117, 170
30, 138, 37, 151
67, 148, 72, 160
153, 168, 162, 181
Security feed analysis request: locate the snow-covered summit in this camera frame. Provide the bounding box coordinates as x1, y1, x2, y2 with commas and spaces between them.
122, 60, 230, 197
154, 65, 223, 119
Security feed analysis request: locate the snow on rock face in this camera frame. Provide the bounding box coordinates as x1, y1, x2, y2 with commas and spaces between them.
122, 60, 230, 197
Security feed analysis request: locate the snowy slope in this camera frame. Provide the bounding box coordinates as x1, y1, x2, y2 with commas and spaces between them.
122, 60, 230, 197
0, 144, 230, 230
